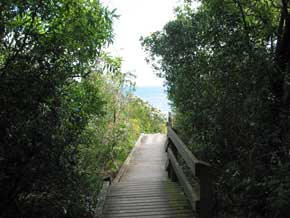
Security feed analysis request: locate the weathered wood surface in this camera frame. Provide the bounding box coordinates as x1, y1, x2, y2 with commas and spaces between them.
167, 127, 199, 175
168, 148, 199, 211
167, 125, 212, 218
103, 133, 195, 218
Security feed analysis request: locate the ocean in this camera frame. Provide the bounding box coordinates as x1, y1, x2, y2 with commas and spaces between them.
134, 86, 171, 115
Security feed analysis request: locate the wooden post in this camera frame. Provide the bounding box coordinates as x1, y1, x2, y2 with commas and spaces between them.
167, 113, 179, 183
165, 113, 171, 152
196, 162, 212, 218
95, 179, 111, 218
166, 140, 176, 181
169, 143, 178, 182
168, 112, 172, 127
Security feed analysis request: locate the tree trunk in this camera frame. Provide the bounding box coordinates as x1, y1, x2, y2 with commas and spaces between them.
272, 1, 290, 161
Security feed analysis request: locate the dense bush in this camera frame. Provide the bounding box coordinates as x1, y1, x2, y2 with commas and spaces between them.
142, 1, 290, 217
0, 1, 166, 217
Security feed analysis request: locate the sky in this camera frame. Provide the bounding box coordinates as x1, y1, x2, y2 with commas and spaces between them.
103, 0, 179, 87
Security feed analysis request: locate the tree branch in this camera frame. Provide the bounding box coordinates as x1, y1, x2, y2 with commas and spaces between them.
0, 7, 38, 78
232, 0, 252, 50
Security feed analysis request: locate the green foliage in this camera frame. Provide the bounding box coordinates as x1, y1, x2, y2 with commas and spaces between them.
127, 96, 166, 134
0, 0, 166, 217
1, 0, 111, 217
74, 58, 166, 214
142, 1, 290, 218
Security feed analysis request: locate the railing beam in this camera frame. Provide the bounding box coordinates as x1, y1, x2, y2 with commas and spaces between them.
166, 113, 212, 218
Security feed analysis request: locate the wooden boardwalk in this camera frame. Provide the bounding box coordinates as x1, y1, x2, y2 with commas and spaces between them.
103, 133, 195, 218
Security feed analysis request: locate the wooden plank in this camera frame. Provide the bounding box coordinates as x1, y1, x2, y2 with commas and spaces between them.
105, 199, 189, 205
109, 188, 179, 194
168, 147, 199, 211
119, 134, 168, 182
95, 181, 110, 218
112, 133, 144, 184
104, 210, 193, 217
168, 127, 198, 175
108, 189, 181, 196
106, 196, 186, 203
110, 183, 178, 190
105, 203, 190, 210
109, 186, 177, 192
105, 200, 190, 207
168, 127, 211, 174
105, 214, 193, 218
105, 207, 192, 214
103, 134, 196, 218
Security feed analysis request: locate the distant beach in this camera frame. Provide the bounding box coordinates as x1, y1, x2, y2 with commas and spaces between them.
134, 86, 170, 115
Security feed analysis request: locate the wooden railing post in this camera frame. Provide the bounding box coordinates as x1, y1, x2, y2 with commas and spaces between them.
196, 162, 212, 218
168, 112, 172, 127
167, 112, 178, 182
95, 178, 111, 218
168, 142, 178, 182
167, 115, 213, 218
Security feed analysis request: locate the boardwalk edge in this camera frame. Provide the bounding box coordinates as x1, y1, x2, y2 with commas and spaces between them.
112, 133, 144, 184
95, 134, 144, 218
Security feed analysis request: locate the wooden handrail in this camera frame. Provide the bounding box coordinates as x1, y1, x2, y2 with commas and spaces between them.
166, 115, 212, 218
167, 126, 199, 174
